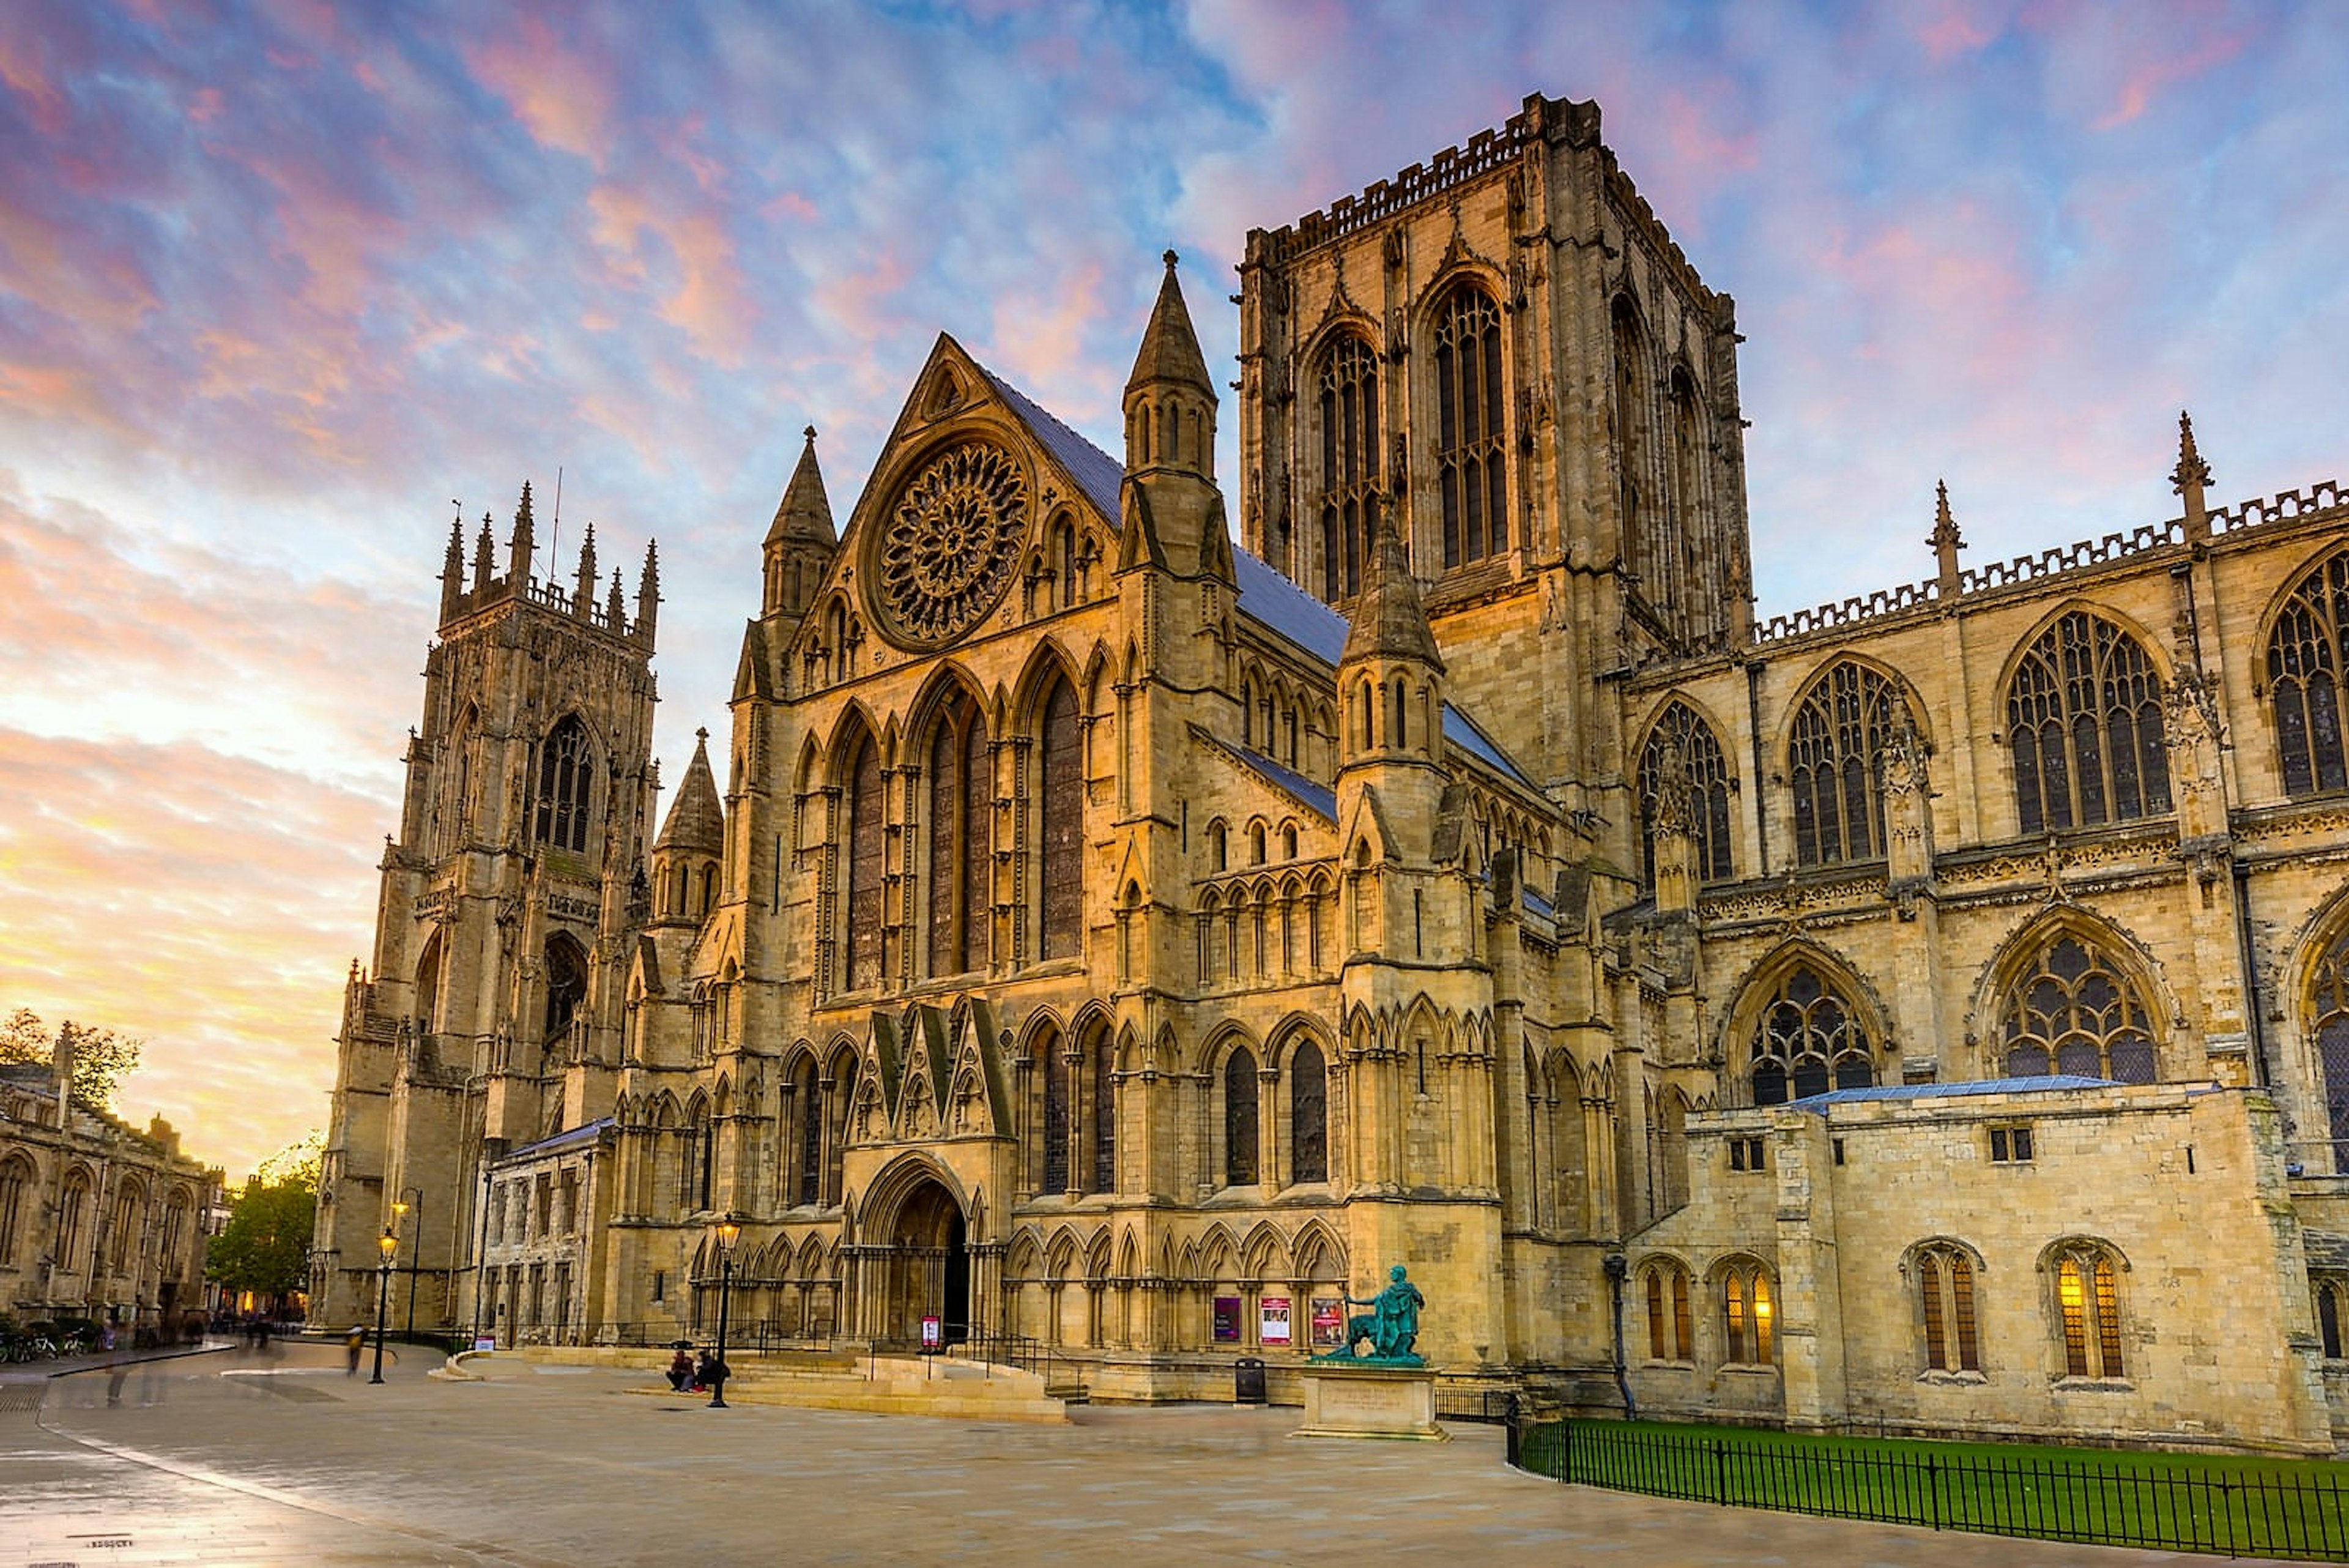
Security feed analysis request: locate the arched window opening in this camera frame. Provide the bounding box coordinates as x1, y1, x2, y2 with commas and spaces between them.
1638, 701, 1735, 885
1224, 1047, 1260, 1187
1434, 283, 1507, 568
1642, 1261, 1694, 1361
1611, 298, 1653, 598
1997, 931, 2158, 1083
414, 934, 443, 1038
2316, 1279, 2345, 1360
2309, 927, 2349, 1167
1721, 1261, 1773, 1366
1207, 820, 1228, 872
543, 938, 587, 1049
926, 693, 992, 978
1748, 964, 1873, 1106
793, 1059, 823, 1205
1089, 1030, 1117, 1194
1789, 663, 1906, 866
2007, 611, 2170, 833
826, 1057, 858, 1205
1040, 678, 1085, 959
533, 715, 594, 853
1041, 1029, 1069, 1194
2054, 1244, 2124, 1378
1666, 369, 1705, 627
1917, 1245, 1981, 1372
1249, 822, 1267, 866
1317, 336, 1380, 599
1290, 1039, 1328, 1183
845, 730, 885, 991
2269, 549, 2349, 796
56, 1170, 89, 1273
0, 1156, 29, 1266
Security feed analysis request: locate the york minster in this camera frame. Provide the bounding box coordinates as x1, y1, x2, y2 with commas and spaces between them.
314, 92, 2349, 1455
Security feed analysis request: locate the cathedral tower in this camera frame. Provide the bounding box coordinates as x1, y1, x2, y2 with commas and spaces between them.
312, 486, 661, 1330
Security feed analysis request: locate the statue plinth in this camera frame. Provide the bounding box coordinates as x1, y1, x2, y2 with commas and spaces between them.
1291, 1361, 1449, 1441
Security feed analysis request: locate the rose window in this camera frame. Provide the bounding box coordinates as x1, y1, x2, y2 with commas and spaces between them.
876, 442, 1028, 646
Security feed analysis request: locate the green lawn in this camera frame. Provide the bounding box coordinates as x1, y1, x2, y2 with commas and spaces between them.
1518, 1419, 2349, 1560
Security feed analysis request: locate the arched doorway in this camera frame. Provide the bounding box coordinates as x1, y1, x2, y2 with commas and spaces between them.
888, 1179, 970, 1346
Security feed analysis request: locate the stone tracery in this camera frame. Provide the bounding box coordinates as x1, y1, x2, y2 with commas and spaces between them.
877, 441, 1029, 647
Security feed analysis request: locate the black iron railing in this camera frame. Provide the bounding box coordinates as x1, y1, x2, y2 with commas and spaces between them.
1515, 1418, 2349, 1561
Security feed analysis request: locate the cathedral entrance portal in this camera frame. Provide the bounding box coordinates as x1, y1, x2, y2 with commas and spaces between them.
887, 1178, 970, 1346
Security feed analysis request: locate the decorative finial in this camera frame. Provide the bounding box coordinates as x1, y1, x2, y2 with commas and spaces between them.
695, 726, 710, 743
2171, 409, 2211, 496
1163, 248, 1179, 271
803, 424, 817, 445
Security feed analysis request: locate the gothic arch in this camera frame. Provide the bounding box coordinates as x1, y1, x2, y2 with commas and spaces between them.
861, 1150, 977, 1245
1778, 655, 1928, 868
1717, 940, 1892, 1106
2258, 542, 2349, 797
1967, 909, 2172, 1083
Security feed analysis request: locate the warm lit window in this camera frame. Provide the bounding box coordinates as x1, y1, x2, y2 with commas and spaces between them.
1720, 1261, 1774, 1366
1788, 663, 1908, 866
2268, 548, 2348, 797
1747, 964, 1875, 1106
1638, 700, 1735, 885
2006, 611, 2170, 834
1995, 931, 2158, 1083
1434, 283, 1507, 569
2052, 1243, 2125, 1379
1915, 1243, 1981, 1373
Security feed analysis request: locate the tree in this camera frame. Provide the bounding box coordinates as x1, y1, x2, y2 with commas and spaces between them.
207, 1139, 322, 1314
0, 1008, 143, 1110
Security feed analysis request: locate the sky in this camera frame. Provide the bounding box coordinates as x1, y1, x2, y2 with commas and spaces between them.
3, 0, 2343, 1180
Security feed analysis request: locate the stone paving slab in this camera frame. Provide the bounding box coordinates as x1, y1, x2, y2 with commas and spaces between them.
0, 1344, 2294, 1566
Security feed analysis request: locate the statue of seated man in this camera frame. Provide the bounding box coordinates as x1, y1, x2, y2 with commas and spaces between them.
1337, 1265, 1425, 1361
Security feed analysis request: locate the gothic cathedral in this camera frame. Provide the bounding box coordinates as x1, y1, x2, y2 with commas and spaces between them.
317, 94, 2349, 1454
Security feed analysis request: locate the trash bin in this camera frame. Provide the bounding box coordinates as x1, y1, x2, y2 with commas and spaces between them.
1234, 1356, 1267, 1405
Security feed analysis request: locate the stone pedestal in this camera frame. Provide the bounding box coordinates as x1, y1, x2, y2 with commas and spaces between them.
1292, 1362, 1449, 1441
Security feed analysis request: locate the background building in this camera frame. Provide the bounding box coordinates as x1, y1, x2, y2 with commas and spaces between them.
316, 92, 2349, 1453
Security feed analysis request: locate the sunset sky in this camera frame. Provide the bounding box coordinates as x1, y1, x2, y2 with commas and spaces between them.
3, 1, 2343, 1180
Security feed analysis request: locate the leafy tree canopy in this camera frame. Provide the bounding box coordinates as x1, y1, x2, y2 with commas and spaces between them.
0, 1007, 143, 1111
206, 1137, 324, 1309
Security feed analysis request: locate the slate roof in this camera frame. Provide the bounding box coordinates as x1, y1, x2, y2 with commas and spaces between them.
1786, 1075, 2120, 1108
502, 1117, 616, 1161
1229, 741, 1338, 821
977, 360, 1541, 795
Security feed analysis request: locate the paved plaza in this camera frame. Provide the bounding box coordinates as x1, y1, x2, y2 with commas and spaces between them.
0, 1342, 2290, 1566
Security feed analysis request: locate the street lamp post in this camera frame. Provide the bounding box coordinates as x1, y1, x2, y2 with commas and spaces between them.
708, 1219, 739, 1410
370, 1229, 396, 1385
393, 1189, 423, 1339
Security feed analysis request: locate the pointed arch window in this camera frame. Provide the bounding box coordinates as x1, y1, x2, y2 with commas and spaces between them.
1434, 283, 1507, 568
543, 937, 587, 1050
1721, 1260, 1773, 1365
1666, 369, 1705, 626
56, 1169, 89, 1274
2051, 1242, 2125, 1378
1316, 335, 1380, 600
1040, 1027, 1069, 1194
1290, 1039, 1328, 1183
2006, 611, 2170, 833
1089, 1029, 1117, 1194
844, 730, 885, 991
1915, 1243, 1981, 1373
2316, 1278, 2346, 1360
926, 694, 992, 977
1638, 701, 1735, 885
1642, 1259, 1693, 1360
1789, 663, 1907, 866
1224, 1046, 1260, 1186
1748, 963, 1874, 1106
826, 1055, 858, 1205
2269, 549, 2349, 796
1040, 678, 1084, 959
1611, 299, 1656, 600
0, 1155, 29, 1265
533, 715, 594, 853
1996, 931, 2158, 1083
793, 1058, 823, 1205
2309, 926, 2349, 1167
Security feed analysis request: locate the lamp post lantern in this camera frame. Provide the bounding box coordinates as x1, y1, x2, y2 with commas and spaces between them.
369, 1229, 396, 1385
393, 1189, 423, 1339
709, 1219, 739, 1410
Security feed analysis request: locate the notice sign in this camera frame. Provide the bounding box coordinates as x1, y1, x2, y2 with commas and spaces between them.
1212, 1295, 1242, 1343
473, 1335, 499, 1354
1310, 1298, 1343, 1348
921, 1315, 943, 1350
1259, 1295, 1292, 1346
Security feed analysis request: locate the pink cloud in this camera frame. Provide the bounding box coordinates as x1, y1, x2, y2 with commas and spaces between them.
461, 11, 618, 165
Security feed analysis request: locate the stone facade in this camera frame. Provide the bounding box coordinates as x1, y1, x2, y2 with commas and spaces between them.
317, 93, 2349, 1453
2, 1049, 220, 1334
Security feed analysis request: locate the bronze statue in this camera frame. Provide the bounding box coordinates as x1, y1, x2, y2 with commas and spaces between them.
1321, 1265, 1427, 1365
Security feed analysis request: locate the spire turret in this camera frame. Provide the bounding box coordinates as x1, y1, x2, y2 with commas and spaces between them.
1115, 251, 1228, 587
606, 568, 628, 631
440, 507, 465, 622
635, 540, 661, 649
762, 426, 836, 620
2173, 409, 2213, 542
572, 521, 598, 617
1341, 500, 1444, 671
1125, 249, 1215, 402
508, 481, 536, 584
650, 727, 725, 922
1928, 479, 1965, 597
472, 512, 495, 592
